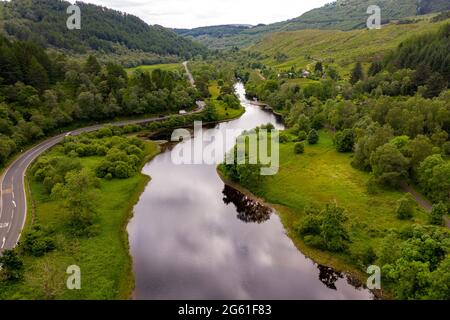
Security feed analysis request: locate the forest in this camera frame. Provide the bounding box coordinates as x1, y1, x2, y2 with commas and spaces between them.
0, 0, 207, 59
0, 34, 201, 167
220, 23, 450, 300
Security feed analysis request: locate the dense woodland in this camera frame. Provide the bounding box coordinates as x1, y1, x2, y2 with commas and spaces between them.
0, 0, 207, 60
219, 23, 450, 300
0, 34, 201, 167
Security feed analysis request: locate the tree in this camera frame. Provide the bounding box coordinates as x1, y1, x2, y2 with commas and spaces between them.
350, 62, 364, 85
335, 129, 355, 153
396, 194, 415, 220
294, 142, 305, 154
54, 169, 98, 235
368, 61, 382, 76
314, 62, 323, 74
83, 55, 101, 75
320, 204, 349, 252
418, 155, 450, 204
307, 129, 319, 145
429, 202, 447, 226
370, 143, 409, 187
424, 72, 447, 98
0, 249, 24, 281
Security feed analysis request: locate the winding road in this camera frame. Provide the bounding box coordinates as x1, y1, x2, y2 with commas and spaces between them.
0, 62, 201, 252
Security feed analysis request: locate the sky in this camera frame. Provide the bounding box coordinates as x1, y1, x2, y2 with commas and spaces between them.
72, 0, 332, 29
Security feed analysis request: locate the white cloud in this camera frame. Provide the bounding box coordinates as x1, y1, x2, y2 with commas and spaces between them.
75, 0, 331, 28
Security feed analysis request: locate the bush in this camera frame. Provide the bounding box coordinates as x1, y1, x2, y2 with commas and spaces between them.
298, 131, 307, 141
294, 142, 305, 154
429, 202, 447, 226
442, 141, 450, 156
396, 194, 415, 220
335, 129, 355, 153
307, 129, 319, 145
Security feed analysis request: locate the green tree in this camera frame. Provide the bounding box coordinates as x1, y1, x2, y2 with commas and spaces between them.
335, 129, 355, 153
396, 194, 415, 220
54, 169, 98, 235
320, 204, 349, 252
83, 55, 101, 75
0, 249, 24, 281
307, 129, 319, 145
350, 62, 364, 85
370, 143, 409, 187
294, 142, 305, 154
429, 202, 447, 226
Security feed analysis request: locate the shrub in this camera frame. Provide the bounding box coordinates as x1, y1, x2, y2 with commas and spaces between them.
294, 142, 305, 154
429, 202, 447, 226
442, 141, 450, 156
307, 129, 319, 145
335, 129, 355, 153
396, 194, 415, 220
298, 131, 307, 141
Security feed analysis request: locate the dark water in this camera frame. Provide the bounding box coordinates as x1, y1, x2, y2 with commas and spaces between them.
127, 83, 373, 300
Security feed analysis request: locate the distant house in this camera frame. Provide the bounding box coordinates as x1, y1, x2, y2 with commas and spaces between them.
302, 70, 311, 78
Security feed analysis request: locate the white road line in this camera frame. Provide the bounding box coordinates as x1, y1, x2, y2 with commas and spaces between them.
12, 200, 16, 208
1, 237, 5, 249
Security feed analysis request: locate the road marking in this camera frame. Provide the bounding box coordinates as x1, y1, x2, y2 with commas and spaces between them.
0, 223, 8, 228
12, 200, 16, 208
1, 237, 5, 249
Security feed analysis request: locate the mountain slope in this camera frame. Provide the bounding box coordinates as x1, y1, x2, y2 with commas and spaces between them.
180, 0, 450, 49
0, 0, 206, 59
248, 17, 450, 75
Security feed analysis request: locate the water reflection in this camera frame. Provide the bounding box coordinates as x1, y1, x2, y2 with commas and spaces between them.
317, 265, 343, 290
222, 185, 272, 224
128, 83, 374, 300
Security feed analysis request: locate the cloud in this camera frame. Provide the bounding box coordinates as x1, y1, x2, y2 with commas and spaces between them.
76, 0, 331, 28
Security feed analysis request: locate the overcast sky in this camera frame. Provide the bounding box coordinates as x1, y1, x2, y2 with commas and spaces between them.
73, 0, 331, 29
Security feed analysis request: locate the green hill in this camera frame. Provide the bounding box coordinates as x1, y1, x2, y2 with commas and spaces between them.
181, 0, 450, 49
0, 0, 206, 60
247, 17, 450, 75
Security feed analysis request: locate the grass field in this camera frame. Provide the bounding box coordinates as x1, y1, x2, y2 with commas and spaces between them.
126, 63, 183, 74
230, 131, 433, 279
0, 140, 160, 300
249, 18, 450, 76
208, 81, 245, 120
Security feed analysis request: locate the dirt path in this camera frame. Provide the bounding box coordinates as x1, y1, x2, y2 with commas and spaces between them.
400, 182, 450, 228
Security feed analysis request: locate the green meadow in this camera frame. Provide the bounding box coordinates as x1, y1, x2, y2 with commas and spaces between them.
208, 81, 245, 120
0, 140, 160, 300
249, 17, 450, 76
237, 131, 432, 280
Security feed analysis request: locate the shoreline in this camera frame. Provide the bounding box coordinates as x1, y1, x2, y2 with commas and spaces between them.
216, 167, 387, 300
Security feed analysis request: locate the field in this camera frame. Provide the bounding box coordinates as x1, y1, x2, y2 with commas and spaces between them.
0, 140, 160, 300
240, 131, 433, 276
208, 81, 245, 120
126, 63, 183, 74
249, 18, 450, 76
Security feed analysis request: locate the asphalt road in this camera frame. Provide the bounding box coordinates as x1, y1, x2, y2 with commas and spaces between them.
0, 61, 203, 252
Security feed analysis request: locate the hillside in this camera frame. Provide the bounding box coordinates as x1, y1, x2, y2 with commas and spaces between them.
0, 0, 206, 62
247, 17, 450, 75
181, 0, 450, 49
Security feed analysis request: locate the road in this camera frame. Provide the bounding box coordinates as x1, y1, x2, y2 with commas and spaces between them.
0, 62, 202, 252
183, 61, 195, 87
401, 183, 450, 229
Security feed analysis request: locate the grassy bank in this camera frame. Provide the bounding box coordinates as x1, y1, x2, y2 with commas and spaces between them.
0, 138, 160, 300
208, 81, 245, 120
219, 130, 440, 298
